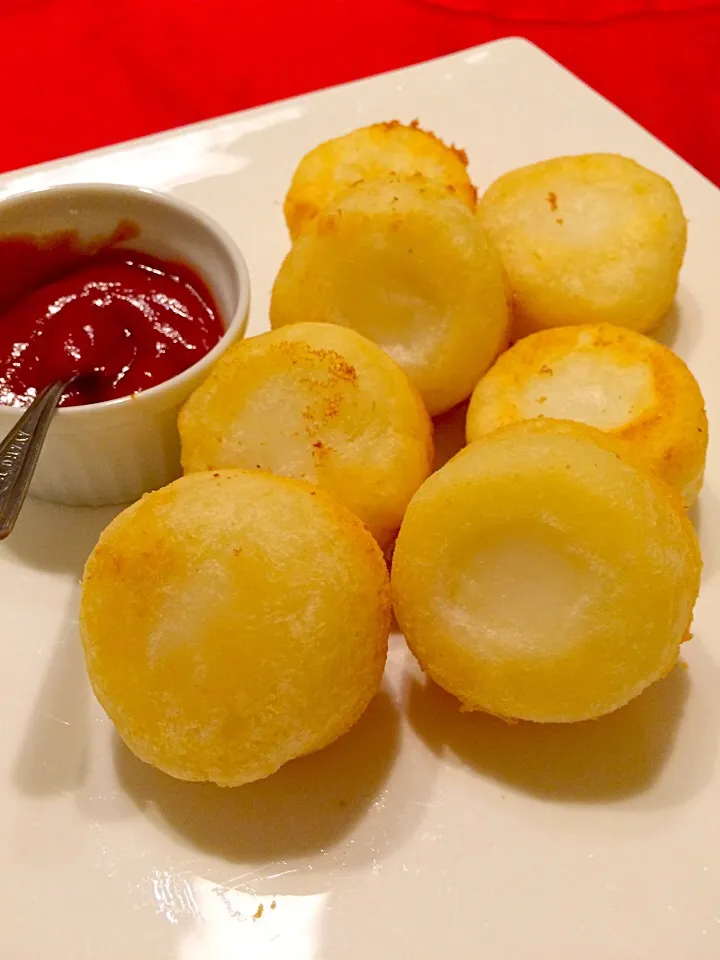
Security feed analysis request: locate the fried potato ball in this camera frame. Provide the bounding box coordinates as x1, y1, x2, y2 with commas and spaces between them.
80, 470, 391, 786
392, 419, 701, 723
270, 177, 510, 416
479, 154, 687, 338
179, 322, 433, 547
467, 323, 707, 505
284, 120, 476, 239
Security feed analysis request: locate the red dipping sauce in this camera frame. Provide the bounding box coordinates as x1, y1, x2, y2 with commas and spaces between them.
0, 233, 224, 408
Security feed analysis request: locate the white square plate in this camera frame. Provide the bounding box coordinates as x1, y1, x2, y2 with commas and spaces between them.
2, 38, 720, 959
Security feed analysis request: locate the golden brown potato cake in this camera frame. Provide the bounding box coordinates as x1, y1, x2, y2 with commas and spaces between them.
392, 419, 701, 723
270, 176, 509, 417
80, 470, 391, 786
479, 154, 687, 338
284, 120, 476, 239
179, 322, 433, 547
467, 323, 707, 505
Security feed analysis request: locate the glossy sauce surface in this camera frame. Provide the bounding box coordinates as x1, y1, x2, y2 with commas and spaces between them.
0, 234, 224, 407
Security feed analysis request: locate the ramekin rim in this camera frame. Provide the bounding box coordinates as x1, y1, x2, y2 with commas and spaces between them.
0, 181, 250, 417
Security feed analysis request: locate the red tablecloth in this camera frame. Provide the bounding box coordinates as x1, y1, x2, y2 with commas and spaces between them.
1, 1, 719, 184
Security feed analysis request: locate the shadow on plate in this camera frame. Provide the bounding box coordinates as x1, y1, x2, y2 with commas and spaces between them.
3, 498, 123, 577
114, 689, 402, 867
432, 399, 469, 473
653, 300, 680, 348
689, 486, 720, 583
654, 286, 702, 353
405, 665, 694, 805
13, 596, 89, 795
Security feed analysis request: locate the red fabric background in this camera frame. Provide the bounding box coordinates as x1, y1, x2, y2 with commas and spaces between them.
0, 1, 718, 183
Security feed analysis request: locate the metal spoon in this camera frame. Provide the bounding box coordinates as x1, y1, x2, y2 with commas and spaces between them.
0, 378, 73, 540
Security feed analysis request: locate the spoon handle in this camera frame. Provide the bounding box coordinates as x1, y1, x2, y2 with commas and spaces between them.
0, 380, 69, 541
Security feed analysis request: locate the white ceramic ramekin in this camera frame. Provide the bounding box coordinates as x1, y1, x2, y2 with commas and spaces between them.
0, 184, 249, 506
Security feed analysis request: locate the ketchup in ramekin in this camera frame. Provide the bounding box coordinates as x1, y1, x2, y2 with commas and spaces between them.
0, 228, 224, 408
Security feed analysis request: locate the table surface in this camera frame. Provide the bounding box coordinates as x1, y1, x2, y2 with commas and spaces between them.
1, 1, 719, 184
